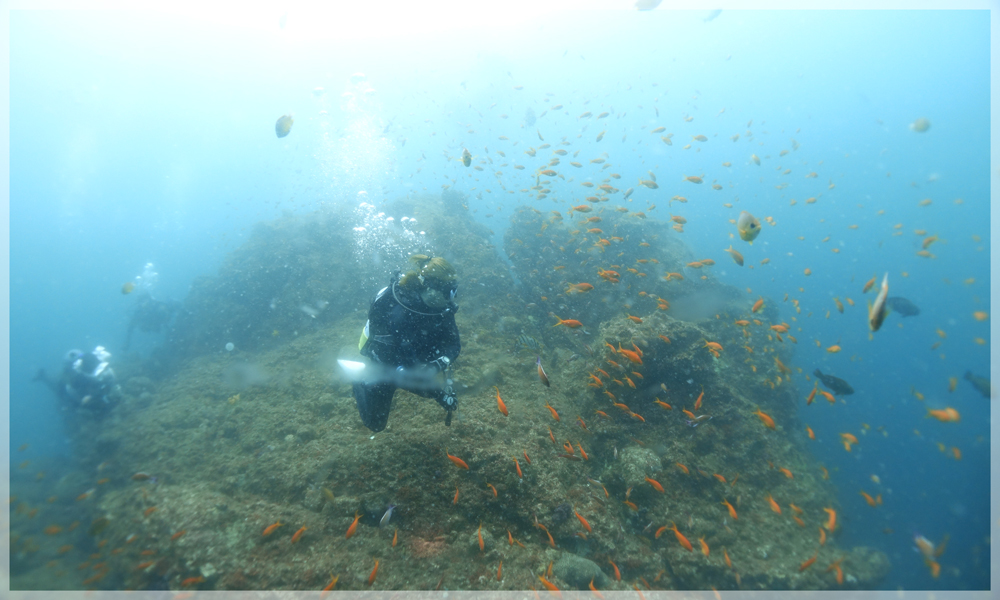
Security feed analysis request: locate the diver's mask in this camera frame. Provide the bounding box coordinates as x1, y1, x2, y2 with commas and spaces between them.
420, 282, 457, 309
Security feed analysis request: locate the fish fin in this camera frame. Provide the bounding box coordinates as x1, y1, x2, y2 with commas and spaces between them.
935, 534, 949, 557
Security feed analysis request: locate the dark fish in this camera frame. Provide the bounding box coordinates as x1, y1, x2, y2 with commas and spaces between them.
514, 335, 542, 353
814, 369, 854, 396
551, 502, 572, 526
964, 371, 992, 398
886, 296, 920, 317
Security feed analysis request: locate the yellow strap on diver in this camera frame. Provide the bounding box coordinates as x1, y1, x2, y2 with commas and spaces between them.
358, 321, 370, 351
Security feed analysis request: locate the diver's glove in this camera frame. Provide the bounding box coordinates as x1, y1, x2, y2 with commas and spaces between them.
428, 356, 451, 373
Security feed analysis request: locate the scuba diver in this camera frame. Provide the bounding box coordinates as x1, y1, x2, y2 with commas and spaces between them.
123, 292, 181, 351
34, 346, 122, 414
351, 254, 460, 432
121, 262, 181, 351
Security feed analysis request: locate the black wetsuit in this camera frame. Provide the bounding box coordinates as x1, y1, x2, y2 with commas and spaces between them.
354, 277, 460, 432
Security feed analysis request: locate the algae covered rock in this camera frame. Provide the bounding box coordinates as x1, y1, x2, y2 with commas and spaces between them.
614, 446, 664, 489
553, 551, 611, 589
844, 545, 891, 587
50, 193, 862, 591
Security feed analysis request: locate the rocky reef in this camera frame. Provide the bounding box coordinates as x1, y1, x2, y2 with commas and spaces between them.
9, 193, 889, 591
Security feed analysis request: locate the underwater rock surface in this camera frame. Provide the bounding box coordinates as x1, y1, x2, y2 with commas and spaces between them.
36, 193, 888, 591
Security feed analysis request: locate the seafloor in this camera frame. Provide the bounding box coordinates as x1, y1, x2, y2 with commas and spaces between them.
10, 191, 888, 591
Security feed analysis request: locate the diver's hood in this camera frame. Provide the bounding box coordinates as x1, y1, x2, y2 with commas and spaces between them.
392, 280, 457, 316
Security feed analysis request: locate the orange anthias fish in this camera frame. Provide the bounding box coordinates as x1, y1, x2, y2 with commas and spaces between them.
754, 409, 776, 429
704, 341, 723, 352
823, 507, 837, 531
721, 498, 738, 520
859, 491, 877, 507
538, 575, 560, 594
799, 551, 818, 572
494, 386, 509, 416
670, 522, 693, 552
291, 526, 307, 543
367, 558, 379, 585
536, 357, 550, 387
552, 315, 583, 328
774, 356, 792, 375
322, 574, 339, 593
513, 457, 523, 479
645, 477, 665, 493
699, 537, 710, 556
263, 521, 284, 536
446, 450, 470, 469
766, 494, 782, 514
752, 298, 764, 313
545, 402, 560, 421
617, 344, 643, 364
574, 508, 592, 533
826, 557, 844, 584
926, 407, 960, 422
345, 512, 361, 538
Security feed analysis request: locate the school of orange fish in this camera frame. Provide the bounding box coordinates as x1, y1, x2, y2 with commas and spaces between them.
10, 81, 987, 592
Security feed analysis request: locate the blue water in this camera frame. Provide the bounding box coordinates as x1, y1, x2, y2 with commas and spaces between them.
10, 8, 991, 590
